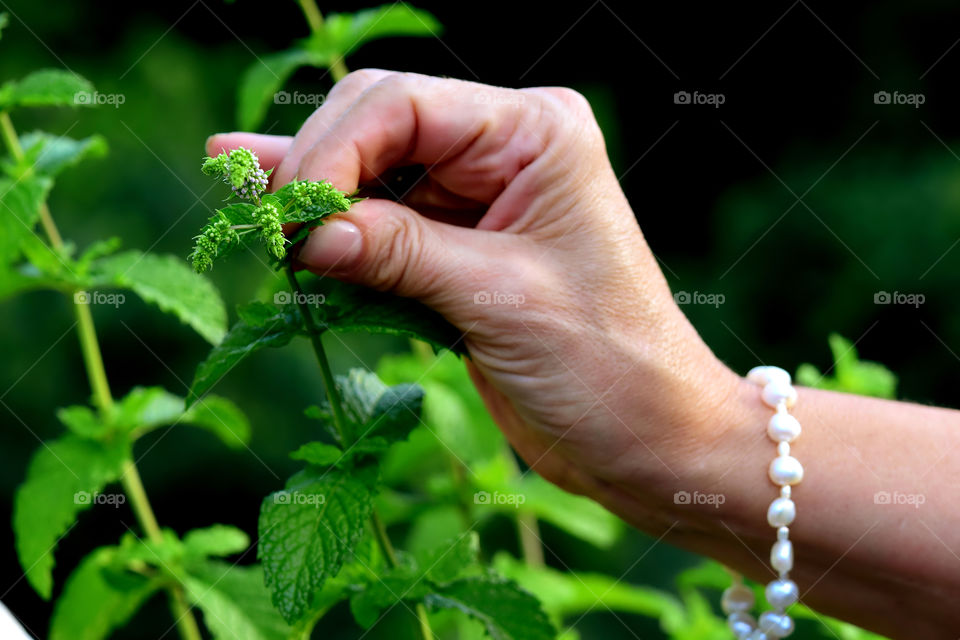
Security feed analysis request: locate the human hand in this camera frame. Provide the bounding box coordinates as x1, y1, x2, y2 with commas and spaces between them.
207, 69, 741, 517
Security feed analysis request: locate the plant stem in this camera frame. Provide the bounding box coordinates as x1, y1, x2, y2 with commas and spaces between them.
286, 266, 434, 640
296, 0, 350, 82
285, 267, 349, 441
0, 110, 202, 640
502, 447, 545, 567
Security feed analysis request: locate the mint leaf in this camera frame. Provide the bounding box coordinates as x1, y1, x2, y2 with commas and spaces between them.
111, 386, 183, 433
236, 49, 327, 131
188, 302, 303, 405
57, 405, 108, 439
183, 395, 251, 448
335, 368, 424, 446
289, 441, 345, 466
13, 434, 130, 599
310, 4, 442, 60
511, 474, 623, 549
417, 531, 479, 585
258, 466, 375, 622
49, 546, 162, 640
312, 278, 467, 355
349, 563, 429, 629
796, 333, 897, 399
18, 131, 108, 177
425, 576, 555, 640
0, 175, 53, 266
0, 263, 73, 300
183, 561, 294, 640
183, 525, 250, 560
0, 69, 94, 109
90, 250, 228, 344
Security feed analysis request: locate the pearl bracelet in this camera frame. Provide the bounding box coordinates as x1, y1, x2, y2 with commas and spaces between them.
722, 366, 802, 639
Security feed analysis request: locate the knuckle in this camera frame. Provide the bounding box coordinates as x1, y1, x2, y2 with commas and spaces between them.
363, 212, 422, 293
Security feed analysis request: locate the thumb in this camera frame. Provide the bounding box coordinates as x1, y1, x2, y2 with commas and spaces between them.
296, 199, 507, 314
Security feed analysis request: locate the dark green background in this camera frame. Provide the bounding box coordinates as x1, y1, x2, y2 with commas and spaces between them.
2, 0, 958, 637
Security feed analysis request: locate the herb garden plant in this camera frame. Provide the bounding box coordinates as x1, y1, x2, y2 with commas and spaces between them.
3, 2, 896, 639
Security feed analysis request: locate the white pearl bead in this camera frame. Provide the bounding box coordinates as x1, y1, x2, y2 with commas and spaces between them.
762, 381, 798, 409
745, 631, 769, 640
747, 366, 791, 386
767, 497, 796, 527
780, 485, 791, 498
721, 584, 755, 614
767, 413, 802, 442
771, 539, 794, 572
759, 611, 795, 637
728, 612, 756, 638
765, 579, 799, 609
777, 526, 789, 540
769, 455, 804, 485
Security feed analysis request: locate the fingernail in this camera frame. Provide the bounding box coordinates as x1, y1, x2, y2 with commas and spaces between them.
300, 220, 362, 269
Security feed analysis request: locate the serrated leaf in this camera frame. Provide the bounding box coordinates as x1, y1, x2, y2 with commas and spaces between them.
258, 466, 375, 622
236, 48, 327, 131
13, 434, 130, 599
57, 405, 108, 439
1, 69, 95, 109
183, 395, 251, 448
49, 546, 162, 640
310, 4, 442, 59
183, 525, 250, 560
312, 278, 467, 355
417, 531, 479, 585
188, 302, 303, 406
17, 131, 108, 177
111, 386, 183, 433
425, 576, 555, 640
511, 474, 623, 549
0, 174, 53, 266
795, 333, 897, 399
349, 563, 429, 628
90, 250, 227, 344
182, 561, 294, 640
290, 441, 345, 466
337, 368, 424, 446
493, 553, 684, 627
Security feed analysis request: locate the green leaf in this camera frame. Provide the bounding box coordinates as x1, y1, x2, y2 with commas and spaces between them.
417, 531, 479, 585
90, 250, 228, 344
183, 395, 252, 448
18, 131, 108, 177
49, 546, 162, 640
188, 302, 303, 405
0, 69, 95, 109
258, 466, 375, 622
512, 474, 624, 549
313, 278, 467, 355
236, 48, 326, 131
289, 441, 345, 466
335, 368, 425, 446
13, 434, 130, 599
310, 4, 442, 60
493, 553, 684, 627
183, 561, 294, 640
425, 576, 556, 640
183, 525, 250, 559
57, 405, 109, 439
795, 333, 897, 398
0, 174, 53, 266
0, 13, 8, 40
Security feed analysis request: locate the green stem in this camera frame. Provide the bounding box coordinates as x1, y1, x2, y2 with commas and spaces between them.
285, 267, 349, 442
287, 266, 433, 639
0, 111, 201, 640
502, 447, 545, 567
296, 0, 350, 82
